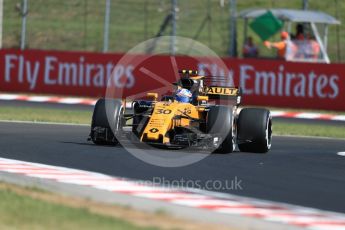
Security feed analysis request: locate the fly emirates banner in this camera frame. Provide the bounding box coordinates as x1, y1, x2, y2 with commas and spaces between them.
0, 49, 344, 111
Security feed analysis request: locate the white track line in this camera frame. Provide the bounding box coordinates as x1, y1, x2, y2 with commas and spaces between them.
0, 120, 89, 126
336, 152, 345, 157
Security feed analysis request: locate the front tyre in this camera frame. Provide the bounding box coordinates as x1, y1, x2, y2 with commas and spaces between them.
206, 106, 234, 154
90, 98, 124, 145
237, 108, 272, 153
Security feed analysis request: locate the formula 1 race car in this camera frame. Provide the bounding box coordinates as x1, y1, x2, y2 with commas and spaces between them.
88, 70, 272, 153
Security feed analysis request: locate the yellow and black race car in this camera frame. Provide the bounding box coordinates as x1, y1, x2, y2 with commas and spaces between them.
89, 70, 272, 153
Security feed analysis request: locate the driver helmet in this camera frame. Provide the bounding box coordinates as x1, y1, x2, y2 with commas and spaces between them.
175, 88, 192, 103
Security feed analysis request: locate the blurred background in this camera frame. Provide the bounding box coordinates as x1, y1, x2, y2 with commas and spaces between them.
1, 0, 344, 62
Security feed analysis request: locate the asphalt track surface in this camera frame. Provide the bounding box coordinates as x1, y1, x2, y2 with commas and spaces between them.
1, 121, 345, 214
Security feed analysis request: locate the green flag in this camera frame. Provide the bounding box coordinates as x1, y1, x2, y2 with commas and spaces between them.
249, 10, 283, 41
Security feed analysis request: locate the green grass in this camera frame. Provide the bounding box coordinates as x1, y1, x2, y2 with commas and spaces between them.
274, 121, 345, 139
0, 106, 92, 124
3, 0, 345, 62
0, 104, 344, 139
0, 187, 156, 230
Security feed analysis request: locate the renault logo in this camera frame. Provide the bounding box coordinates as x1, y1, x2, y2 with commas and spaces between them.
149, 128, 159, 133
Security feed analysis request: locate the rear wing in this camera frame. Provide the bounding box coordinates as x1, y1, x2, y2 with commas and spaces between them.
204, 86, 242, 106
205, 86, 241, 99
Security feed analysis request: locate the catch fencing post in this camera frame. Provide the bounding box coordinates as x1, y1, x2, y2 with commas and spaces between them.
228, 0, 237, 57
20, 0, 28, 50
170, 0, 177, 55
0, 0, 3, 48
302, 0, 308, 10
103, 0, 111, 52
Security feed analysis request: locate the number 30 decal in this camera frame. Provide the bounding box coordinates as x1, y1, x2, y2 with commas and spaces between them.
155, 109, 172, 114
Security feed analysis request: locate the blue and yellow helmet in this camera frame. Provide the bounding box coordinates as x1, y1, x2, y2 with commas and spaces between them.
175, 88, 192, 103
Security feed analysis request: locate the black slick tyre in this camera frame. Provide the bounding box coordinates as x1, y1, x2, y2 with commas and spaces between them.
206, 106, 234, 153
237, 108, 272, 153
90, 98, 123, 145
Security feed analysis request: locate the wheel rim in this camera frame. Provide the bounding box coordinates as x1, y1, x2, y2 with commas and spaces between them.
266, 114, 272, 149
115, 107, 124, 132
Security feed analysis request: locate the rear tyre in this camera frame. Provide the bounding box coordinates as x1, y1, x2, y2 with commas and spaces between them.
206, 106, 234, 154
90, 98, 123, 145
237, 108, 272, 153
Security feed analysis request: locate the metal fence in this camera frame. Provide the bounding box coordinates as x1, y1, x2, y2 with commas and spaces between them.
1, 0, 344, 61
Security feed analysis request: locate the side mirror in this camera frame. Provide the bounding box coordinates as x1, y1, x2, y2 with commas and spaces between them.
197, 96, 208, 105
147, 93, 158, 101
